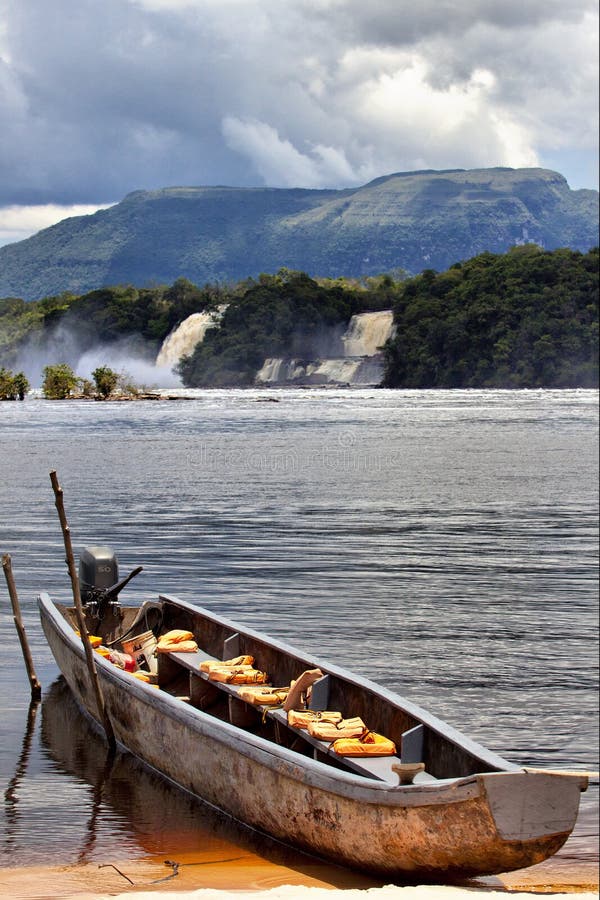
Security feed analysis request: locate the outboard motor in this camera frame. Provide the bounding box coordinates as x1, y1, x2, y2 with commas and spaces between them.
79, 546, 119, 602
79, 546, 143, 620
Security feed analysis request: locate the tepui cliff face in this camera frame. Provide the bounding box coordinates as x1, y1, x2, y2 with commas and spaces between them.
0, 167, 598, 301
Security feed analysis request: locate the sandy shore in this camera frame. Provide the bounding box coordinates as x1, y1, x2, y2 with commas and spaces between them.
1, 851, 598, 900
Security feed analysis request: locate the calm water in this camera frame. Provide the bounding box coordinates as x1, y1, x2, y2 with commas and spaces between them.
0, 388, 598, 873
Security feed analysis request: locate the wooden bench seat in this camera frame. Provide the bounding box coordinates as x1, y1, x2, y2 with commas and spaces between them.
157, 646, 254, 720
266, 708, 436, 784
164, 648, 216, 673
158, 641, 436, 785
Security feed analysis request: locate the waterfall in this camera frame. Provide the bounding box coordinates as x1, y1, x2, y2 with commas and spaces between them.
255, 310, 393, 386
308, 357, 386, 385
352, 356, 386, 384
156, 309, 225, 367
307, 359, 364, 384
342, 311, 394, 357
256, 359, 307, 384
256, 358, 285, 383
255, 356, 384, 386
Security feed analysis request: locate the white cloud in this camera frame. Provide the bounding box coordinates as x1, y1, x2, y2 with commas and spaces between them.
0, 203, 114, 246
222, 117, 371, 188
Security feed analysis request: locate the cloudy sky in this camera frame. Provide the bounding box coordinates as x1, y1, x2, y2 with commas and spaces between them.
0, 0, 598, 245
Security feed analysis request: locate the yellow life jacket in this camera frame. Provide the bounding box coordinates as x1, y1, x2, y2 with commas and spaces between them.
308, 716, 366, 741
238, 685, 289, 706
200, 655, 254, 673
208, 666, 269, 685
156, 630, 198, 653
75, 632, 103, 648
332, 731, 397, 757
287, 709, 342, 729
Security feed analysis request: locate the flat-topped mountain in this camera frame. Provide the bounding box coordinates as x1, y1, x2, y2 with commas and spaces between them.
1, 167, 597, 301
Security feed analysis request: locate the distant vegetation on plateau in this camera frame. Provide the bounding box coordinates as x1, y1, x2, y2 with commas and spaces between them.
0, 247, 597, 390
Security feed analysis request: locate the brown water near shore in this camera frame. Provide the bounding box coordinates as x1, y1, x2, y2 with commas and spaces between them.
0, 853, 598, 900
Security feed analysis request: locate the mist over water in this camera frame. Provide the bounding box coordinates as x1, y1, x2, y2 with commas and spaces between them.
10, 307, 395, 390
76, 345, 181, 389
0, 388, 597, 885
12, 326, 182, 389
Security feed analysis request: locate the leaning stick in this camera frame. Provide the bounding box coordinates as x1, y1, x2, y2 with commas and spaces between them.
49, 470, 115, 751
2, 554, 42, 699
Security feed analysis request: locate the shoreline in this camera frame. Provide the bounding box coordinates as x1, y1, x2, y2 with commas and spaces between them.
1, 852, 598, 900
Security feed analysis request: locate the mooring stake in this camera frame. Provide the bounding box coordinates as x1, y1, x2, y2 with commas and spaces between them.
2, 554, 42, 700
49, 470, 116, 751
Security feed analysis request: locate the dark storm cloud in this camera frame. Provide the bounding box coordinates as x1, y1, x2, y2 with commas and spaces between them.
306, 0, 593, 44
1, 0, 251, 204
0, 0, 597, 235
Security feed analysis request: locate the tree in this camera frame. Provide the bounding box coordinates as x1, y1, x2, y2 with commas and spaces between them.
92, 366, 119, 399
42, 363, 79, 399
80, 378, 95, 397
12, 372, 29, 400
0, 367, 29, 400
0, 367, 16, 400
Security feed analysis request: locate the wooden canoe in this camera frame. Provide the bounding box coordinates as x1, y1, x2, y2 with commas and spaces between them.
38, 590, 587, 881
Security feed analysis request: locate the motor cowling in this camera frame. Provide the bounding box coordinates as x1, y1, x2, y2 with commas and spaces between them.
79, 546, 119, 603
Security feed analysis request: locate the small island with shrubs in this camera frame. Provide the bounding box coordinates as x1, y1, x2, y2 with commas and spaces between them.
41, 363, 148, 400
0, 363, 165, 401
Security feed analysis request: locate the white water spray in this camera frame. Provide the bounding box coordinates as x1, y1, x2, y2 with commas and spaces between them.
76, 345, 182, 389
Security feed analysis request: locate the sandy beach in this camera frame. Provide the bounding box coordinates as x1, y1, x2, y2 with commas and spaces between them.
1, 849, 598, 900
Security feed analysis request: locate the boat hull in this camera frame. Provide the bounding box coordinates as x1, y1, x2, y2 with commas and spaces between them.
39, 593, 583, 880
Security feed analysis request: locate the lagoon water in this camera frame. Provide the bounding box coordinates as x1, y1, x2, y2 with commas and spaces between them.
0, 388, 598, 889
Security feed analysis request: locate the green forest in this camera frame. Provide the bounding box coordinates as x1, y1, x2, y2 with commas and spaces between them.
383, 246, 598, 388
0, 246, 597, 390
174, 247, 599, 388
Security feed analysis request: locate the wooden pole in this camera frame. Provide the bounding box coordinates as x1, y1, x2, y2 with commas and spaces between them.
49, 470, 115, 751
2, 554, 42, 700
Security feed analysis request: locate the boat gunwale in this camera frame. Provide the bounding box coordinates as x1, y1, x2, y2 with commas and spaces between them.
158, 591, 520, 774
